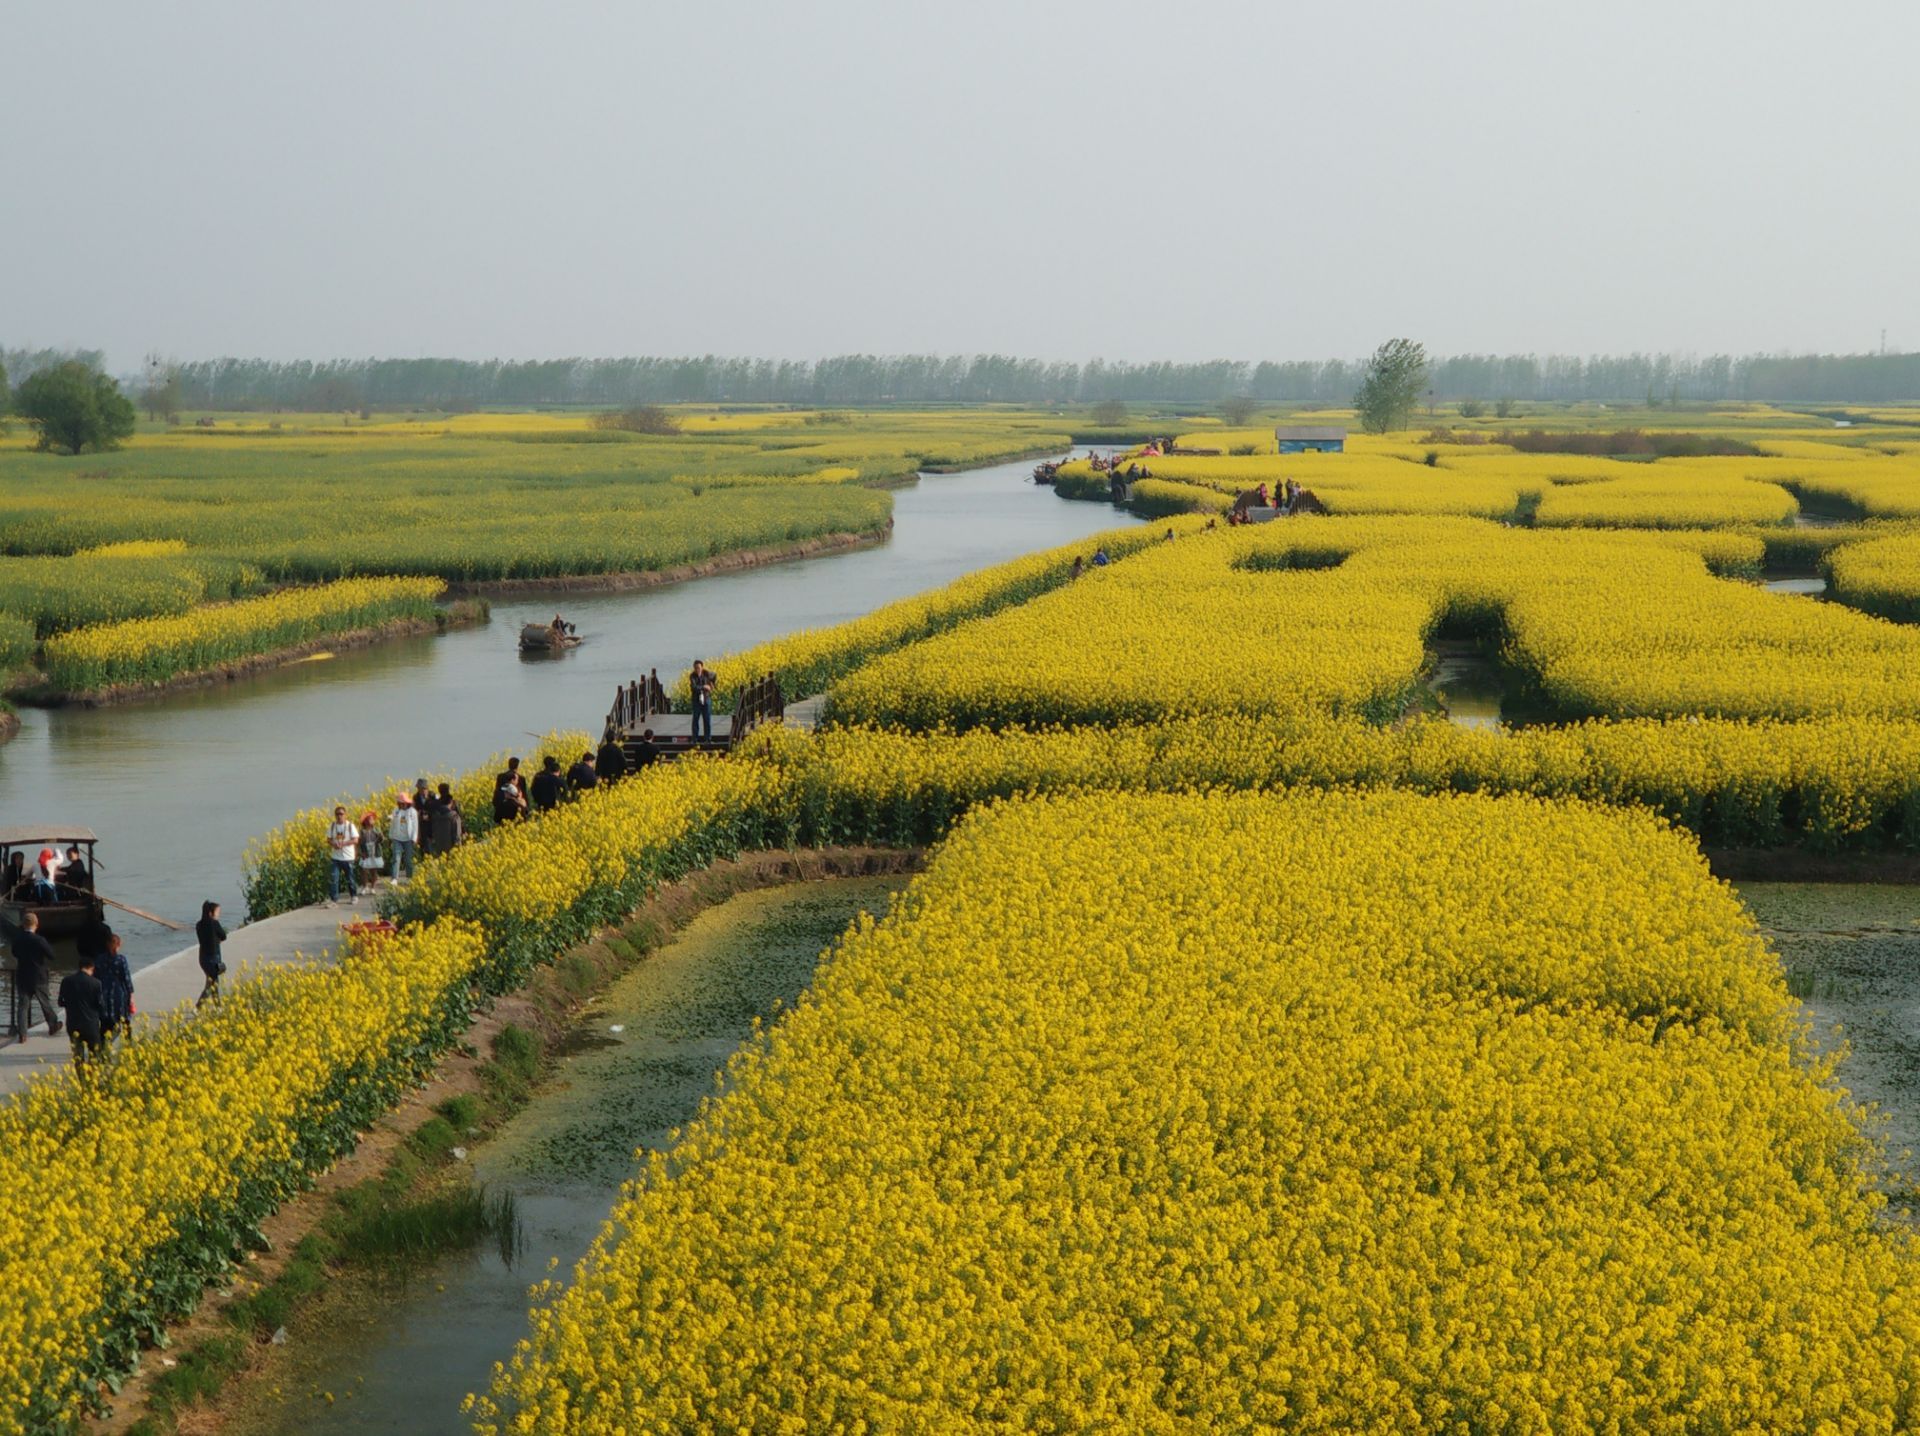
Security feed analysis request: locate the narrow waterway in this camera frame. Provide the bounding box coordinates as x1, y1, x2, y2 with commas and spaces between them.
0, 459, 1127, 969
1426, 641, 1506, 731
1742, 883, 1920, 1165
226, 876, 904, 1436
1762, 575, 1828, 596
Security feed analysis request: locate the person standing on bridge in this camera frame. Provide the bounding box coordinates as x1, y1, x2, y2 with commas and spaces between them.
1, 912, 61, 1043
688, 660, 717, 740
196, 900, 228, 1007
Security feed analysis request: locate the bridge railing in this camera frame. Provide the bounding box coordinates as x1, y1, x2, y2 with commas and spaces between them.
606, 669, 672, 736
727, 674, 786, 741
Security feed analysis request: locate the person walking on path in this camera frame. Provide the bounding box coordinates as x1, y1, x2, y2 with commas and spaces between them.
195, 900, 228, 1007
97, 932, 133, 1043
357, 812, 385, 893
493, 758, 529, 825
567, 751, 597, 795
435, 782, 465, 850
58, 956, 105, 1067
1, 912, 61, 1043
388, 792, 419, 881
689, 659, 717, 740
530, 755, 565, 812
596, 731, 627, 785
326, 805, 360, 905
412, 777, 432, 816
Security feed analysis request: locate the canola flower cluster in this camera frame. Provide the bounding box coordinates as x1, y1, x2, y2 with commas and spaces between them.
1827, 530, 1920, 623
748, 715, 1920, 852
1530, 467, 1798, 528
684, 516, 1210, 708
40, 575, 445, 694
0, 919, 490, 1432
1771, 458, 1920, 519
827, 517, 1920, 729
476, 789, 1920, 1433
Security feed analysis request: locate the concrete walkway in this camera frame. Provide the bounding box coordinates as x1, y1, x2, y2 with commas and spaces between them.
0, 902, 351, 1097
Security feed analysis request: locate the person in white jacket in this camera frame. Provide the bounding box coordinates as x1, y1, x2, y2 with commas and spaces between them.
388, 793, 420, 883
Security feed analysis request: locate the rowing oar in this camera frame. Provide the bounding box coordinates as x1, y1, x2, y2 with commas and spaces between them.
97, 895, 188, 932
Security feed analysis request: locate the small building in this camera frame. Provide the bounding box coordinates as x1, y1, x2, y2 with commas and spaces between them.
1273, 425, 1346, 454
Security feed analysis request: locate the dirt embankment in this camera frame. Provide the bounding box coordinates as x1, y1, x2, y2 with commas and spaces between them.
0, 709, 19, 746
444, 526, 891, 597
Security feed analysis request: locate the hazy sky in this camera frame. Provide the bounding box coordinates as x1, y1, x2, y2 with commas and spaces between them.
9, 0, 1918, 369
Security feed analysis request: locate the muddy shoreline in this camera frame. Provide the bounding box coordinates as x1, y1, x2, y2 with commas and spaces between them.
444, 526, 890, 597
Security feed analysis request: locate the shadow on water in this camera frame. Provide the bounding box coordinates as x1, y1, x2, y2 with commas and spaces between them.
231, 876, 905, 1436
0, 458, 1128, 972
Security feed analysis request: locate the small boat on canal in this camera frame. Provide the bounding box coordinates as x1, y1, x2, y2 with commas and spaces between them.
519, 618, 582, 654
1, 826, 106, 963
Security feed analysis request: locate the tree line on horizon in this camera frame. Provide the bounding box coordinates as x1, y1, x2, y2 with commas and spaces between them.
4, 345, 1917, 411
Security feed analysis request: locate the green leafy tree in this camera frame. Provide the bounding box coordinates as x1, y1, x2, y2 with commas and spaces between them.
0, 357, 9, 433
14, 361, 138, 454
1218, 395, 1258, 426
1353, 338, 1429, 434
141, 352, 181, 422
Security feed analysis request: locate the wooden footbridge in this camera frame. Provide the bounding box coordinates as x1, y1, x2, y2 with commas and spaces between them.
604, 669, 813, 764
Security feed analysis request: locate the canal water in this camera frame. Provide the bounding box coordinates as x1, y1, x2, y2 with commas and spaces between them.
1742, 883, 1920, 1164
1762, 575, 1828, 596
226, 877, 904, 1436
0, 459, 1128, 970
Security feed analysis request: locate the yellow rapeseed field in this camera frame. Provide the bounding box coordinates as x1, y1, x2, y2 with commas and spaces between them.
476, 789, 1917, 1433
827, 517, 1920, 728
41, 575, 444, 693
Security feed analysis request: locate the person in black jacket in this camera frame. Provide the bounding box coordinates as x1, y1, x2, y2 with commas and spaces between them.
58, 955, 105, 1066
196, 900, 228, 1008
567, 751, 597, 795
530, 755, 564, 812
96, 932, 134, 1042
2, 911, 61, 1042
493, 758, 528, 823
595, 733, 627, 785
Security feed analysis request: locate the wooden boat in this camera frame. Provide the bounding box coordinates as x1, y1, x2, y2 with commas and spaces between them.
1, 826, 106, 967
519, 622, 582, 654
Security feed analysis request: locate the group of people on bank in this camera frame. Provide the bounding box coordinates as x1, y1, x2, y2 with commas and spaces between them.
6, 658, 724, 1069
321, 778, 470, 906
